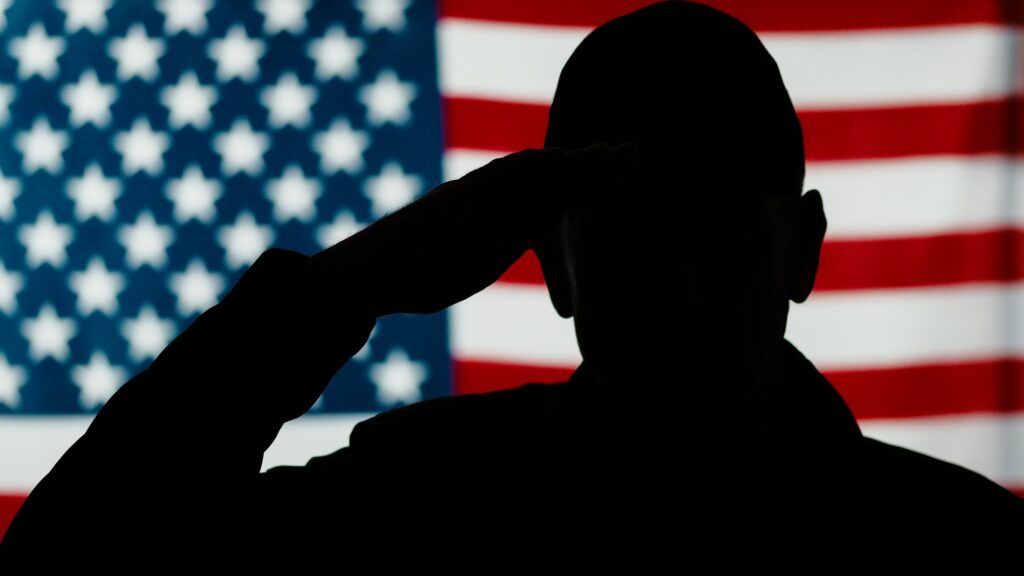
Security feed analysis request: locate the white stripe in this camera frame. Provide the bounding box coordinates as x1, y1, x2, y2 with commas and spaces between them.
445, 151, 1024, 240
439, 20, 582, 105
766, 25, 1021, 109
789, 283, 1024, 370
450, 282, 580, 368
261, 414, 372, 470
450, 282, 1024, 371
444, 149, 500, 181
2, 413, 1021, 491
861, 413, 1024, 487
809, 156, 1024, 239
0, 417, 92, 492
439, 19, 1022, 108
0, 415, 373, 491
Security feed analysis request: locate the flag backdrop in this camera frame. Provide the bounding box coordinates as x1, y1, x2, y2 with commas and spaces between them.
0, 0, 1022, 539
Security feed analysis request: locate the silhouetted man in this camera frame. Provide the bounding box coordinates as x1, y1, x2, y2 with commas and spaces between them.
2, 2, 1021, 573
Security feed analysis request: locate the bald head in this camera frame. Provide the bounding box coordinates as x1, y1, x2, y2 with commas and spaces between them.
545, 0, 804, 198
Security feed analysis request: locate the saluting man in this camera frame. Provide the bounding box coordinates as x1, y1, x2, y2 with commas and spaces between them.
2, 2, 1021, 573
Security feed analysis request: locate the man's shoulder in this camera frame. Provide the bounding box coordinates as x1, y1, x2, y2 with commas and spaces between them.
349, 382, 566, 458
855, 437, 1023, 542
848, 437, 1024, 570
859, 436, 1020, 505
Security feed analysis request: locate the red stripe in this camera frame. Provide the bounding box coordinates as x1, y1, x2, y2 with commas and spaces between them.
0, 493, 25, 541
444, 97, 1022, 162
828, 358, 1024, 420
498, 230, 1024, 292
498, 250, 545, 286
454, 358, 1024, 420
816, 229, 1024, 291
801, 98, 1022, 161
454, 359, 574, 395
443, 98, 547, 153
440, 0, 1022, 32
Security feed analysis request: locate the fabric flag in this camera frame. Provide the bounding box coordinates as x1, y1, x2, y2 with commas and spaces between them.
0, 0, 448, 536
1, 0, 1022, 539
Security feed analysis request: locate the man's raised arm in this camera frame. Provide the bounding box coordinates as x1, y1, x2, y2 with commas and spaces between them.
0, 144, 636, 572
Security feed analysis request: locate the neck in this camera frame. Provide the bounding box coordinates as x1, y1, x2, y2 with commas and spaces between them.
578, 337, 790, 459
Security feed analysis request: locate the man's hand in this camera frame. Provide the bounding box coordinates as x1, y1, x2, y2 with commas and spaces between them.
310, 143, 637, 318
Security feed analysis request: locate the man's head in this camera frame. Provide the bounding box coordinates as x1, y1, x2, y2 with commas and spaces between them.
535, 1, 827, 402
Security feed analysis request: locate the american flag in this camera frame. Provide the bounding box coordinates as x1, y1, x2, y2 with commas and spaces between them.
0, 0, 1021, 539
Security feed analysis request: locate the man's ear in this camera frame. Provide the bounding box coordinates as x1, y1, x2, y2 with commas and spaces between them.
790, 189, 827, 303
533, 223, 574, 318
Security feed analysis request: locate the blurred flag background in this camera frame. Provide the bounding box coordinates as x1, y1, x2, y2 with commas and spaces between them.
0, 0, 1021, 539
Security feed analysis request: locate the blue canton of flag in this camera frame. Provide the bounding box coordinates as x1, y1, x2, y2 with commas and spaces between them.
0, 0, 449, 417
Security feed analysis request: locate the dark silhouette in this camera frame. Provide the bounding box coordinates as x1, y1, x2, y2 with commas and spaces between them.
2, 1, 1021, 573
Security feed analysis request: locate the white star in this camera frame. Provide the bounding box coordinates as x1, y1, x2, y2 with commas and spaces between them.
168, 258, 224, 316
71, 350, 125, 409
21, 304, 77, 363
67, 163, 121, 222
217, 212, 274, 269
157, 0, 211, 35
108, 24, 165, 82
0, 84, 14, 125
257, 0, 310, 34
68, 256, 124, 316
59, 0, 111, 34
18, 211, 73, 269
212, 119, 269, 176
266, 164, 320, 223
61, 70, 117, 128
357, 0, 410, 33
358, 69, 416, 127
121, 305, 176, 363
9, 23, 65, 80
370, 348, 427, 406
166, 258, 223, 315
0, 170, 20, 220
260, 72, 316, 129
0, 353, 26, 409
308, 26, 364, 81
118, 211, 174, 269
208, 25, 265, 82
365, 162, 421, 217
316, 210, 365, 249
16, 117, 69, 174
114, 118, 170, 175
0, 261, 24, 314
160, 71, 216, 129
313, 118, 369, 175
166, 164, 221, 223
